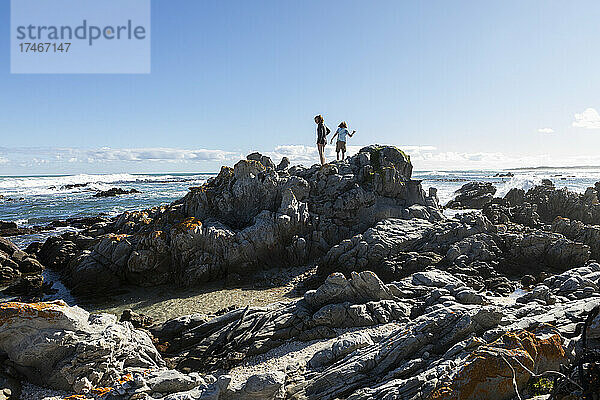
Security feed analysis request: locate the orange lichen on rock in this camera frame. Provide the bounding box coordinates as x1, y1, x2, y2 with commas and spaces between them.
109, 234, 131, 242
117, 373, 133, 384
174, 217, 203, 233
0, 300, 68, 326
430, 325, 566, 400
90, 387, 111, 397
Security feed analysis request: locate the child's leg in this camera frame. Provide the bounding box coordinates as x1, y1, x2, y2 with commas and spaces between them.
318, 144, 325, 165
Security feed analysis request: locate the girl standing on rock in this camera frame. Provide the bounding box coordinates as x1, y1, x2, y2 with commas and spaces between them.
315, 114, 330, 165
330, 121, 356, 161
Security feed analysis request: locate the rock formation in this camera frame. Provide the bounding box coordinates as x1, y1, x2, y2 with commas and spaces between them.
5, 147, 600, 398
37, 145, 442, 295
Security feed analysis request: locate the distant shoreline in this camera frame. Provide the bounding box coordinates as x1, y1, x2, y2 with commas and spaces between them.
507, 165, 600, 171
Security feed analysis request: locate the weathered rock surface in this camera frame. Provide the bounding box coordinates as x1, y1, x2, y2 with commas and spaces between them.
143, 264, 600, 400
38, 146, 442, 294
3, 263, 600, 399
0, 301, 164, 392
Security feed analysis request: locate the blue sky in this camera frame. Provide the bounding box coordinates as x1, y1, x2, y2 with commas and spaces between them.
2, 0, 600, 174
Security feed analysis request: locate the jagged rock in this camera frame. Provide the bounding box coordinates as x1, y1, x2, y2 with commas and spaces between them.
552, 216, 600, 260
542, 262, 600, 300
483, 201, 541, 227
276, 157, 290, 171
502, 230, 590, 271
430, 325, 566, 400
0, 301, 164, 392
504, 188, 525, 206
247, 152, 276, 170
41, 146, 442, 294
524, 184, 600, 224
446, 182, 496, 209
0, 238, 45, 296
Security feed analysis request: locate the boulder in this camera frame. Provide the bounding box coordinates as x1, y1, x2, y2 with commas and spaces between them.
446, 182, 496, 209
430, 326, 566, 400
0, 301, 164, 392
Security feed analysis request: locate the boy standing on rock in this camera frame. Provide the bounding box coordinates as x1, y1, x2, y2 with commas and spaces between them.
330, 121, 356, 161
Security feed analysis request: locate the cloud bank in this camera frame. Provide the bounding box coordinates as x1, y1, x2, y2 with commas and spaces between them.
2, 144, 600, 174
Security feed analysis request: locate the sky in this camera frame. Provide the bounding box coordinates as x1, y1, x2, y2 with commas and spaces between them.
2, 0, 600, 175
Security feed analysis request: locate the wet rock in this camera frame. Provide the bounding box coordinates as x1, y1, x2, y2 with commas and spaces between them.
504, 188, 525, 206
0, 238, 45, 289
94, 188, 141, 197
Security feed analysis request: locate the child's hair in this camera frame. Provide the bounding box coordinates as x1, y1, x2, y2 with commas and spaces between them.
314, 115, 323, 123
338, 121, 347, 128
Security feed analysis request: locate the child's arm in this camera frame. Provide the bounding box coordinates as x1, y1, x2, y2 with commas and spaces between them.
349, 130, 356, 137
330, 131, 338, 144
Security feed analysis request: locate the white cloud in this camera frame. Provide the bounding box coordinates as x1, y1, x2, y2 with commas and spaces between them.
573, 108, 600, 129
0, 157, 8, 165
537, 127, 554, 133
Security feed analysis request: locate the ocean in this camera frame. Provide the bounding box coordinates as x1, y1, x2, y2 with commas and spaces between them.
2, 168, 600, 249
0, 173, 213, 248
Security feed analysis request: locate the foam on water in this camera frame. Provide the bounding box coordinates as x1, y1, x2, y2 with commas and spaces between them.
0, 172, 213, 228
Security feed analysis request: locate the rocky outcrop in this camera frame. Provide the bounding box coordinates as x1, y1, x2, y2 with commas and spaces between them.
0, 237, 45, 299
513, 182, 600, 225
93, 188, 141, 197
446, 182, 496, 209
38, 145, 442, 294
552, 216, 600, 260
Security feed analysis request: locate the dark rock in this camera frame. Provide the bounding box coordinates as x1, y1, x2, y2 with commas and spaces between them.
24, 241, 43, 256
0, 222, 17, 231
504, 188, 525, 206
120, 309, 154, 329
93, 188, 141, 197
247, 152, 275, 170
541, 178, 554, 187
276, 157, 290, 171
446, 182, 496, 209
37, 237, 79, 270
521, 274, 535, 287
43, 145, 441, 294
